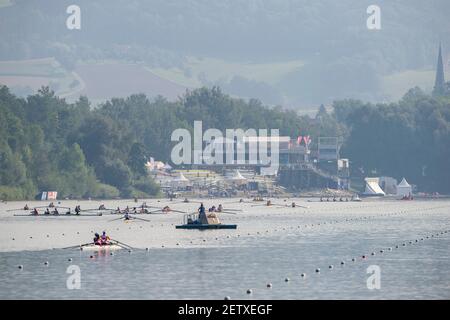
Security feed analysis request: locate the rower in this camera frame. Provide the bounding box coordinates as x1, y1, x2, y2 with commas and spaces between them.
266, 200, 271, 206
53, 207, 59, 215
75, 205, 81, 215
183, 198, 189, 203
24, 204, 29, 210
291, 202, 296, 208
49, 202, 54, 208
124, 212, 130, 220
45, 208, 50, 215
217, 204, 223, 212
32, 208, 38, 215
98, 204, 106, 210
101, 231, 110, 245
162, 206, 170, 213
93, 233, 101, 245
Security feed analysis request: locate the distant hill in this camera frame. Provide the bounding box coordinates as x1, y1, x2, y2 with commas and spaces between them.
0, 0, 449, 107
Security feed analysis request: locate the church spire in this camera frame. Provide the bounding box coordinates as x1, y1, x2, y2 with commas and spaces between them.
433, 43, 445, 97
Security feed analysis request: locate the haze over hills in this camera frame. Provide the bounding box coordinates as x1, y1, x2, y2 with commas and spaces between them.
0, 0, 449, 108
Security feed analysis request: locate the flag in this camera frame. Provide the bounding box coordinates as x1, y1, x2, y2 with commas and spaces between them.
303, 136, 311, 147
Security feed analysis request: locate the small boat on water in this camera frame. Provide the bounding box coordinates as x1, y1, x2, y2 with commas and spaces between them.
80, 244, 123, 251
175, 212, 237, 230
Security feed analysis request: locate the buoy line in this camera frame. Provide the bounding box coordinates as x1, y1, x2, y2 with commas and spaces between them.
6, 204, 450, 252
182, 204, 447, 248
236, 227, 449, 299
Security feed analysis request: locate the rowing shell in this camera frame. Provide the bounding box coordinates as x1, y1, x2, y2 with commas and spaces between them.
80, 244, 123, 251
13, 213, 102, 217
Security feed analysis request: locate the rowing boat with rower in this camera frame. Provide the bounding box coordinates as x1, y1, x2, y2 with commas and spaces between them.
14, 212, 102, 217
62, 238, 133, 251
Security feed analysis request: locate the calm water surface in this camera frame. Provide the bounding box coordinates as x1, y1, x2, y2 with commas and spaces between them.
0, 200, 449, 299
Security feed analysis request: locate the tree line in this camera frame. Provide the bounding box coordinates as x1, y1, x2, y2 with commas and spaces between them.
1, 84, 449, 200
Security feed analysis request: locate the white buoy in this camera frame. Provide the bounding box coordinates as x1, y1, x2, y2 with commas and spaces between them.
285, 277, 290, 282
246, 289, 252, 294
329, 265, 334, 269
315, 268, 320, 273
68, 258, 73, 262
340, 261, 345, 265
224, 296, 231, 300
44, 261, 49, 266
267, 283, 272, 288
301, 273, 306, 278
18, 265, 23, 269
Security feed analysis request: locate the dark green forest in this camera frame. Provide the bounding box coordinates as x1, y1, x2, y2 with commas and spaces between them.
1, 85, 450, 200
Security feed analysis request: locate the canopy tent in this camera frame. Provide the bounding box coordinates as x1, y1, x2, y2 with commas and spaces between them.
397, 178, 412, 197
229, 170, 247, 181
172, 172, 189, 183
363, 178, 385, 196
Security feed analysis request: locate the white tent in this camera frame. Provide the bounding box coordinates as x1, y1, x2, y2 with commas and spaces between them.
172, 172, 189, 183
396, 178, 412, 197
363, 178, 385, 196
230, 170, 246, 181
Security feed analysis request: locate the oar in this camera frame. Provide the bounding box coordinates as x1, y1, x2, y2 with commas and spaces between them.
110, 239, 133, 250
109, 216, 125, 222
220, 210, 237, 215
132, 216, 151, 222
170, 209, 188, 214
61, 242, 93, 250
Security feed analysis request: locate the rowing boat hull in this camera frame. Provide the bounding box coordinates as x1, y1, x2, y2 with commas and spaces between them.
80, 244, 123, 251
13, 214, 102, 217
175, 224, 237, 230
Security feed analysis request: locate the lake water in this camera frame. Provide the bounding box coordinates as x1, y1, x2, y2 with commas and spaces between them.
0, 198, 449, 299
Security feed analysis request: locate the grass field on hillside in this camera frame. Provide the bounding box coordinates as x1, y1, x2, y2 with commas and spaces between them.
149, 57, 305, 88
0, 58, 82, 97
